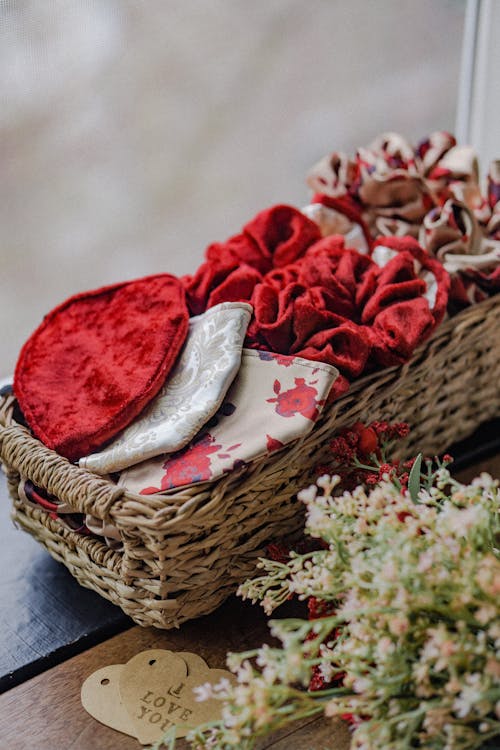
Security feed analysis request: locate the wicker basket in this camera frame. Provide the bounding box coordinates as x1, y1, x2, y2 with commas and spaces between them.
1, 294, 499, 628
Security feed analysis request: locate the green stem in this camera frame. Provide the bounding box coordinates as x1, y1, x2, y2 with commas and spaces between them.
353, 460, 379, 472
306, 686, 353, 698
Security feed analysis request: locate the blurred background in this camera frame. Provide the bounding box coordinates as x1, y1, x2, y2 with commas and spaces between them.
0, 0, 467, 371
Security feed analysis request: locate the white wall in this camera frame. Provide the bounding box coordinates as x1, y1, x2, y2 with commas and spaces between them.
459, 0, 500, 168
0, 0, 465, 371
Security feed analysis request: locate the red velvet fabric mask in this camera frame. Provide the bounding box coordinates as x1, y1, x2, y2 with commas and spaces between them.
14, 274, 189, 460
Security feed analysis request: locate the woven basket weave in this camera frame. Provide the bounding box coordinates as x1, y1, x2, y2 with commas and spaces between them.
1, 294, 499, 628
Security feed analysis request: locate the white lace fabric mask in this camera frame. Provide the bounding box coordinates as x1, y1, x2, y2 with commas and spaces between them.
79, 301, 253, 474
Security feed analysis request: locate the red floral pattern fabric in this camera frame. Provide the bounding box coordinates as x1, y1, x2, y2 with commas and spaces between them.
267, 377, 322, 421
141, 433, 226, 492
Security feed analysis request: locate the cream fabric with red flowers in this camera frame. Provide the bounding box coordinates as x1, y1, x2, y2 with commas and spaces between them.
306, 131, 496, 244
118, 349, 338, 494
301, 202, 369, 254
418, 163, 500, 310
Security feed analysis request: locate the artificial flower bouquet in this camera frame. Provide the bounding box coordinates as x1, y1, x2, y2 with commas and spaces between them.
0, 131, 499, 628
162, 424, 499, 750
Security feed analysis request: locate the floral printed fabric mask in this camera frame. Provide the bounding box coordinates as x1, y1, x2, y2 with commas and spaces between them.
118, 349, 338, 494
80, 302, 252, 474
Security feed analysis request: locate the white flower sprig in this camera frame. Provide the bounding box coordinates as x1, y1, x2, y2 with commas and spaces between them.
162, 466, 500, 750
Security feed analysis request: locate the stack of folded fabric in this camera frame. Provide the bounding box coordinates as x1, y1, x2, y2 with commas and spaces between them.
12, 132, 500, 546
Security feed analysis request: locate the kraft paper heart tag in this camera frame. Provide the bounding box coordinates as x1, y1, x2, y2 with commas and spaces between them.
177, 651, 209, 675
81, 664, 136, 738
119, 649, 235, 744
119, 649, 191, 744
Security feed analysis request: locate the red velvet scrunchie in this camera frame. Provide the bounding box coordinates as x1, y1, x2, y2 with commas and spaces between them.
363, 236, 450, 366
246, 280, 371, 379
183, 258, 262, 316
184, 206, 450, 386
370, 235, 450, 326
182, 205, 321, 314
206, 203, 322, 272
296, 237, 374, 319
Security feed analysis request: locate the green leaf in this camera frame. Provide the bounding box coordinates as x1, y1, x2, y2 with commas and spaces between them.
408, 453, 422, 502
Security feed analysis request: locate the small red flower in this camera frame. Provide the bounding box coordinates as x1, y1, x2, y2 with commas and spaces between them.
344, 430, 360, 447
371, 420, 390, 435
330, 436, 355, 463
399, 471, 409, 488
370, 420, 409, 440
378, 462, 395, 479
351, 422, 378, 455
340, 713, 358, 727
396, 510, 412, 523
309, 667, 328, 691
384, 422, 410, 439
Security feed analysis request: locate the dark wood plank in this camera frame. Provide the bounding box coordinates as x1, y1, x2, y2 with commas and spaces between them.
260, 715, 350, 749
0, 473, 132, 693
454, 452, 500, 484
448, 418, 500, 471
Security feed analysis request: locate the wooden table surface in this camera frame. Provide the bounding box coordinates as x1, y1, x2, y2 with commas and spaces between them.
0, 437, 498, 750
